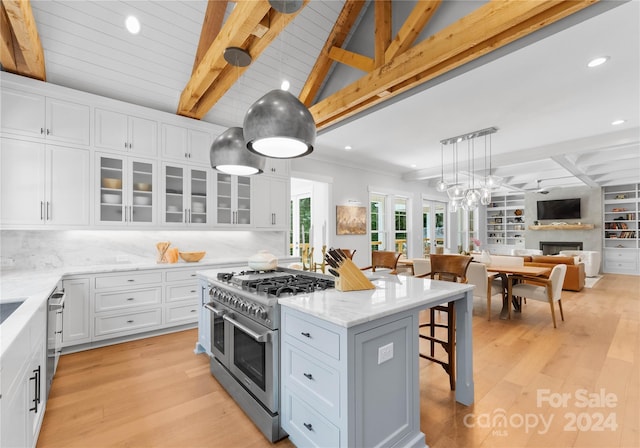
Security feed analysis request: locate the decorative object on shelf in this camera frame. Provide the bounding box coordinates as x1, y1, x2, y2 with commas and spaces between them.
244, 89, 316, 159
514, 209, 523, 216
156, 241, 171, 263
472, 237, 482, 252
495, 217, 502, 223
615, 194, 626, 199
210, 127, 265, 175
438, 126, 498, 211
179, 251, 206, 262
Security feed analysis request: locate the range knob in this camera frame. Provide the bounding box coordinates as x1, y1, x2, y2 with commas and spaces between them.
256, 307, 267, 320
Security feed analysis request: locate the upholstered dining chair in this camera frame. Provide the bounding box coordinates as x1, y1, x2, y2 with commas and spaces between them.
416, 254, 472, 390
360, 251, 402, 274
466, 262, 503, 321
412, 258, 431, 277
507, 264, 567, 328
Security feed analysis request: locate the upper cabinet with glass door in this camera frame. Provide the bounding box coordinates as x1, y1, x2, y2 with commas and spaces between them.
215, 173, 251, 226
96, 154, 156, 226
162, 164, 210, 226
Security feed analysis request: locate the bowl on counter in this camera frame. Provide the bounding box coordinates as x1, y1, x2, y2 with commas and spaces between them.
102, 178, 122, 189
133, 196, 151, 206
102, 193, 121, 204
179, 251, 206, 262
134, 182, 152, 192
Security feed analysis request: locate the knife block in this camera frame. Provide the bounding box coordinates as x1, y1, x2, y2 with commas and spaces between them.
335, 258, 375, 292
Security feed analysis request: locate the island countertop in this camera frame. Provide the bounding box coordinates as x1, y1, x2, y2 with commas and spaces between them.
277, 273, 473, 328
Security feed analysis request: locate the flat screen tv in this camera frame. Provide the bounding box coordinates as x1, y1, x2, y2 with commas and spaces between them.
536, 198, 581, 220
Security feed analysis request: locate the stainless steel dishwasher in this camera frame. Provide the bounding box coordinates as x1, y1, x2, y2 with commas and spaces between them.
46, 289, 65, 397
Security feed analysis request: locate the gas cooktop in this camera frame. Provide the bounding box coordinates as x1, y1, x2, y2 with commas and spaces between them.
215, 268, 334, 298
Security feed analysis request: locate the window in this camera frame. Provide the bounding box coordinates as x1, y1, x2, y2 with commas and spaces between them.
290, 195, 311, 256
457, 208, 478, 253
422, 199, 447, 256
394, 197, 407, 256
370, 193, 385, 251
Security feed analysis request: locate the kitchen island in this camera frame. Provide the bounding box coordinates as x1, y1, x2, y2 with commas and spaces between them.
278, 273, 474, 448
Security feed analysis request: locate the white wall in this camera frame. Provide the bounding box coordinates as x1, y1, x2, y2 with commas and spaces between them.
292, 157, 449, 266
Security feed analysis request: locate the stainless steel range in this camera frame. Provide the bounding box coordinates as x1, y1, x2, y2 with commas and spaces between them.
204, 267, 334, 442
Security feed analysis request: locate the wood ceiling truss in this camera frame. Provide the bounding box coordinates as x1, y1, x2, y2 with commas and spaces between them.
307, 0, 597, 131
0, 0, 45, 81
177, 0, 309, 119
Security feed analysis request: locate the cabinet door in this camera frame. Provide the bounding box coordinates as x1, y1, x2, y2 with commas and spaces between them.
129, 116, 157, 156
189, 168, 209, 225
46, 97, 90, 145
215, 173, 233, 225
236, 176, 252, 226
264, 158, 290, 177
62, 278, 91, 346
47, 145, 90, 226
97, 154, 125, 224
161, 123, 188, 160
129, 158, 156, 225
253, 176, 287, 229
215, 173, 252, 226
0, 88, 45, 139
188, 129, 212, 164
163, 164, 187, 224
0, 138, 46, 225
95, 109, 128, 151
0, 370, 29, 448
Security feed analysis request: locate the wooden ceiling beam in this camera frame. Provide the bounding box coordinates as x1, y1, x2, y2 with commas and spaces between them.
191, 0, 227, 75
299, 0, 366, 106
0, 2, 18, 72
189, 3, 309, 119
385, 0, 441, 61
374, 0, 391, 67
328, 46, 374, 72
1, 0, 45, 81
310, 0, 597, 130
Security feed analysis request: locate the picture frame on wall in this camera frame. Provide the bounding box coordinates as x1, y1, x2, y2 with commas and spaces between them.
336, 205, 367, 235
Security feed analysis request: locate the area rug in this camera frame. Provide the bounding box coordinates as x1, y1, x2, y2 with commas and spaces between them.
584, 275, 603, 288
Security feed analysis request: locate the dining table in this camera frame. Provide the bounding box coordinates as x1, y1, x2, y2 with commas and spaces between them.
486, 265, 551, 319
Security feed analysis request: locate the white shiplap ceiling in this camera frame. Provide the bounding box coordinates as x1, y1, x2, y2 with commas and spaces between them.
27, 0, 640, 191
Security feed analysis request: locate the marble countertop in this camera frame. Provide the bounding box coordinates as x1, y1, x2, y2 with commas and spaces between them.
278, 273, 473, 328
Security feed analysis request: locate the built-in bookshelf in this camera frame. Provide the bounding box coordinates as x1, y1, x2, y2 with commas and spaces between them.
602, 184, 639, 275
486, 193, 525, 250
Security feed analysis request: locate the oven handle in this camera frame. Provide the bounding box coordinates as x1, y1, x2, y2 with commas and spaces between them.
204, 303, 226, 317
223, 314, 272, 343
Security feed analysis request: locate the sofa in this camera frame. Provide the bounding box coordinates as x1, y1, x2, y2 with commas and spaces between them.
521, 255, 585, 291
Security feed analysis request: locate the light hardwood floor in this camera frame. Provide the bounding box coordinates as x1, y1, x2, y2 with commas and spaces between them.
37, 274, 639, 448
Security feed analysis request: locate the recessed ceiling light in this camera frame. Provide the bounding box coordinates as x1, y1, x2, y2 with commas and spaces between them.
611, 119, 626, 126
410, 164, 417, 168
125, 16, 140, 34
344, 145, 352, 150
587, 56, 609, 68
280, 80, 290, 91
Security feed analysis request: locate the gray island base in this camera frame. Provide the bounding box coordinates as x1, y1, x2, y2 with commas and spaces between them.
279, 274, 474, 448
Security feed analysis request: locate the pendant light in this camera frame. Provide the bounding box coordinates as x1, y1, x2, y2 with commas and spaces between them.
447, 142, 464, 200
210, 127, 265, 176
436, 143, 448, 192
485, 133, 503, 188
244, 89, 316, 159
480, 134, 492, 205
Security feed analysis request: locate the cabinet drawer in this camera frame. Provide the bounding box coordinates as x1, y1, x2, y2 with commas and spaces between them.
166, 284, 199, 303
94, 309, 161, 337
95, 287, 161, 312
284, 343, 340, 420
604, 259, 638, 274
95, 272, 162, 289
166, 302, 199, 324
284, 390, 340, 448
604, 250, 636, 262
284, 312, 340, 360
165, 269, 199, 282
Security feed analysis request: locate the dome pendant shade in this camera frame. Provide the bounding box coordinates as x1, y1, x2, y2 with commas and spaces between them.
244, 89, 316, 159
268, 0, 303, 13
210, 127, 265, 176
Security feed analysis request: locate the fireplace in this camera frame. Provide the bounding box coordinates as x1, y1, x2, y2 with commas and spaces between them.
539, 241, 583, 255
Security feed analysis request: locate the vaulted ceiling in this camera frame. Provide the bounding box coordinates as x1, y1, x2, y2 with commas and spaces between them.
2, 0, 639, 191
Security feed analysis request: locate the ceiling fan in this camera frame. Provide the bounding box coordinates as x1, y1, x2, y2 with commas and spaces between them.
535, 179, 550, 195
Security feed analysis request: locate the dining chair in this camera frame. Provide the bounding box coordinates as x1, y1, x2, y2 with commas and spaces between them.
416, 254, 472, 390
507, 264, 567, 328
466, 262, 503, 321
412, 258, 431, 277
360, 251, 402, 274
340, 249, 356, 260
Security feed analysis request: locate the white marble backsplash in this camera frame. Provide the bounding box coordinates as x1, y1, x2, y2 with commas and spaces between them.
0, 230, 287, 271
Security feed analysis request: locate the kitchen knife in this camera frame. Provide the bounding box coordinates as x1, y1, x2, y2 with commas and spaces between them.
328, 268, 340, 277
325, 255, 339, 269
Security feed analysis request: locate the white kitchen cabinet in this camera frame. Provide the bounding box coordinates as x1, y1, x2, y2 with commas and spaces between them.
1, 88, 90, 146
161, 123, 211, 165
263, 158, 290, 177
0, 300, 47, 448
252, 176, 288, 229
603, 184, 639, 275
96, 153, 157, 226
162, 164, 210, 226
164, 268, 200, 325
215, 173, 252, 226
95, 108, 158, 156
61, 278, 91, 347
197, 279, 212, 356
0, 138, 90, 227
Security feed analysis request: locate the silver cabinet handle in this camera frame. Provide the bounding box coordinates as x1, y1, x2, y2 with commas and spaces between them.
40, 128, 45, 135
46, 201, 51, 221
204, 303, 225, 317
46, 129, 50, 135
40, 201, 44, 220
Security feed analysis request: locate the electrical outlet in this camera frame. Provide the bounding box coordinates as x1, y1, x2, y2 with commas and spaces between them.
116, 255, 129, 263
377, 342, 394, 365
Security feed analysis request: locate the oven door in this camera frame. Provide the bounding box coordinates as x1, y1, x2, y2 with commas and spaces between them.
226, 312, 279, 413
204, 300, 230, 367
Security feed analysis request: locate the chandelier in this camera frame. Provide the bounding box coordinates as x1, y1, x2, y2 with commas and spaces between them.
436, 127, 501, 211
